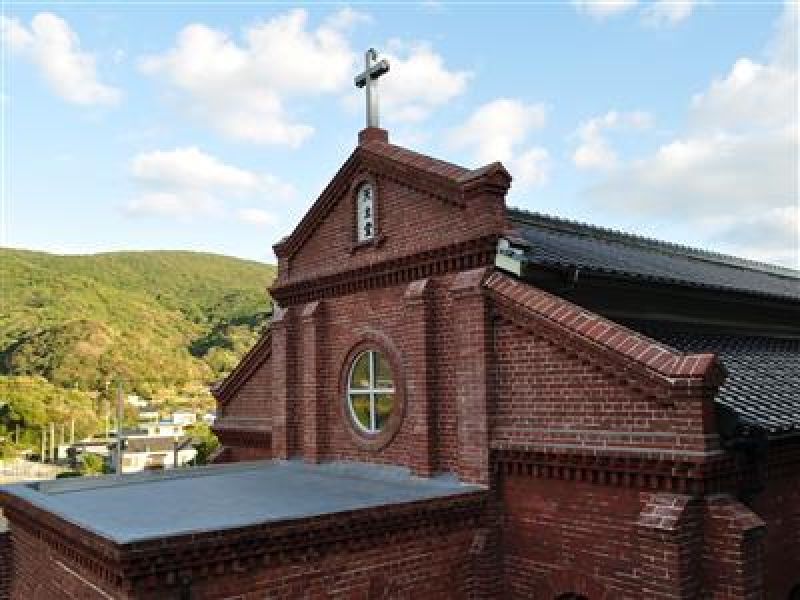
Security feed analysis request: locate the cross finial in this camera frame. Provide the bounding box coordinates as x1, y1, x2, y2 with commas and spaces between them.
354, 48, 390, 129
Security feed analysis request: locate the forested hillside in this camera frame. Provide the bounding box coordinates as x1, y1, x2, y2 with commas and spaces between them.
0, 249, 275, 452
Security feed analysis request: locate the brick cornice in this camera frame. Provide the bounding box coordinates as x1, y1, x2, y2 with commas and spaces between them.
492, 446, 743, 495
1, 494, 124, 591
484, 271, 726, 399
271, 235, 497, 306
123, 491, 487, 590
212, 425, 272, 449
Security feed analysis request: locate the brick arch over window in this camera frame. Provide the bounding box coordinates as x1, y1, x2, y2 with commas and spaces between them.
535, 569, 616, 600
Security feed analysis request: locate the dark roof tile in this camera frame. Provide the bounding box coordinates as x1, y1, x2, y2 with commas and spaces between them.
508, 208, 800, 301
629, 323, 800, 435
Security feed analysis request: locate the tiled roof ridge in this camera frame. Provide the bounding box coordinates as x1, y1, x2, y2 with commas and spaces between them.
484, 271, 722, 383
507, 207, 800, 280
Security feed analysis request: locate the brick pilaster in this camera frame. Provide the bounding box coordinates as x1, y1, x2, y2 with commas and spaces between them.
403, 278, 435, 477
271, 306, 297, 459
703, 494, 767, 599
301, 300, 325, 463
450, 267, 492, 485
636, 493, 704, 599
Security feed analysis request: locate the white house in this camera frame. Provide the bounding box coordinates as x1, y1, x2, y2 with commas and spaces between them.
110, 437, 196, 474
171, 411, 197, 426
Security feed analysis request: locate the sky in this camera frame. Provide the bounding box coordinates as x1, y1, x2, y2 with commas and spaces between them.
2, 0, 798, 267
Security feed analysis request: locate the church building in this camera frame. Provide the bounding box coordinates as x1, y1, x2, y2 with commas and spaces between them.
1, 49, 798, 600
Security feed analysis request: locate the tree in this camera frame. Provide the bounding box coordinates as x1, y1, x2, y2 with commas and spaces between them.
80, 453, 106, 475
186, 422, 219, 465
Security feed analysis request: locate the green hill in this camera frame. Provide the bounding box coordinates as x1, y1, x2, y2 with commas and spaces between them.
0, 249, 276, 397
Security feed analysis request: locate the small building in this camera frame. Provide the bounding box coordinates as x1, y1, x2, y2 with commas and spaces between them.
137, 407, 160, 421
135, 420, 185, 438
125, 395, 148, 409
170, 411, 197, 426
110, 436, 196, 474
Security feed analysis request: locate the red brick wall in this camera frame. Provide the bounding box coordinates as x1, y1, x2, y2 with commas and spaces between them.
297, 276, 466, 475
490, 314, 711, 453
0, 531, 10, 600
10, 526, 124, 599
501, 474, 647, 599
751, 452, 800, 599
489, 303, 736, 600
214, 358, 274, 462
703, 494, 766, 600
217, 269, 491, 482
221, 358, 272, 420
135, 527, 481, 600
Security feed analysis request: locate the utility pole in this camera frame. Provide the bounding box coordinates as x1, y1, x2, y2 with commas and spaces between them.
115, 381, 124, 475
50, 422, 55, 463
41, 426, 46, 463
60, 423, 65, 446
70, 419, 75, 444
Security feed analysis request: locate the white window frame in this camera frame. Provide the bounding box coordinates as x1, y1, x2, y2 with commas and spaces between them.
347, 350, 395, 434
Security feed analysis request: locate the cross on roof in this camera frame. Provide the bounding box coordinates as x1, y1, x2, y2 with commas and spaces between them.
354, 48, 390, 129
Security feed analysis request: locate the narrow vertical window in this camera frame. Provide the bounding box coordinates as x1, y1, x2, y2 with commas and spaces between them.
356, 183, 375, 242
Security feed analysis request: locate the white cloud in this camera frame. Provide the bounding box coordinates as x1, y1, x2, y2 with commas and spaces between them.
449, 98, 550, 189
140, 8, 363, 146
1, 13, 121, 105
131, 147, 261, 193
450, 98, 546, 163
237, 208, 278, 227
573, 110, 652, 170
573, 0, 638, 19
143, 10, 470, 140
689, 58, 796, 133
378, 41, 471, 122
768, 0, 798, 68
124, 147, 295, 221
510, 147, 551, 189
592, 130, 796, 217
587, 2, 798, 267
642, 0, 698, 26
705, 206, 799, 267
125, 192, 220, 219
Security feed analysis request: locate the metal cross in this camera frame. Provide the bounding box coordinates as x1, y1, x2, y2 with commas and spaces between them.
354, 48, 390, 128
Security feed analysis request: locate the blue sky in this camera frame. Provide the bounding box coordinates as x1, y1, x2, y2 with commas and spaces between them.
2, 1, 797, 267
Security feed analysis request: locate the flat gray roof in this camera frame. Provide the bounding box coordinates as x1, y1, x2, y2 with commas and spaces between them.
1, 460, 482, 544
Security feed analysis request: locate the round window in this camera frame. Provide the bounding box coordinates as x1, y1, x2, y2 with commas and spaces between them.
346, 349, 395, 434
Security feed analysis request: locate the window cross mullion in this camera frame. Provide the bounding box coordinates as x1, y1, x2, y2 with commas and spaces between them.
369, 351, 376, 432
